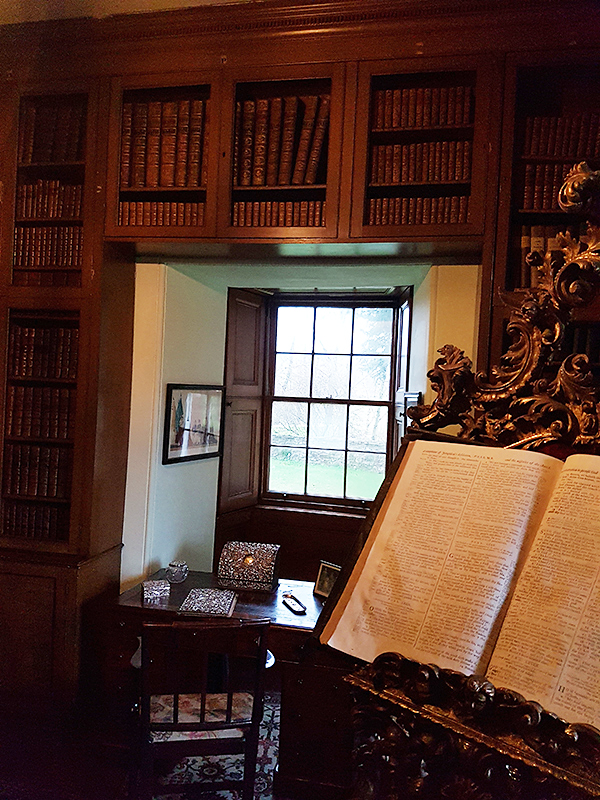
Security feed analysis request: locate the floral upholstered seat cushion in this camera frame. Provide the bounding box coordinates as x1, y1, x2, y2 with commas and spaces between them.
149, 692, 254, 742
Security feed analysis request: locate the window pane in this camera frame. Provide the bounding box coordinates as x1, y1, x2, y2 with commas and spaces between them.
307, 449, 345, 497
312, 354, 350, 399
270, 401, 308, 447
308, 403, 347, 450
353, 308, 393, 355
274, 353, 311, 397
346, 452, 387, 500
314, 307, 352, 354
350, 355, 391, 400
268, 446, 306, 494
276, 307, 314, 353
348, 405, 388, 453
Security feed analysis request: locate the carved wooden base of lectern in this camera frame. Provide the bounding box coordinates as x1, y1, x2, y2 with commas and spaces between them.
347, 654, 600, 800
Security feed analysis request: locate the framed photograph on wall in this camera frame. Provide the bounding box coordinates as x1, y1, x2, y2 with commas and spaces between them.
162, 384, 225, 464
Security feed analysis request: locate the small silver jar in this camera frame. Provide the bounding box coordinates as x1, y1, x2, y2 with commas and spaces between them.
166, 560, 189, 583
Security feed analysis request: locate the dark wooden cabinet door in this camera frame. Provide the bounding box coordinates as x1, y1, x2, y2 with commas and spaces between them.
350, 55, 497, 239
216, 63, 345, 239
104, 71, 222, 239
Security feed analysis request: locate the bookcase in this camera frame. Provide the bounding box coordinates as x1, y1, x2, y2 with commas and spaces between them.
491, 55, 600, 370
13, 93, 87, 288
105, 74, 219, 238
500, 62, 600, 291
217, 64, 344, 238
2, 310, 78, 543
0, 78, 134, 706
350, 58, 493, 238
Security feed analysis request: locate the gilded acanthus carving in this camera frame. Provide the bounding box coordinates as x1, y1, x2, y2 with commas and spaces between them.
408, 162, 600, 452
348, 653, 600, 800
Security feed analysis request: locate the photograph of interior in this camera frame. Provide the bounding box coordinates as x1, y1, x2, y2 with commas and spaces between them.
1, 1, 600, 798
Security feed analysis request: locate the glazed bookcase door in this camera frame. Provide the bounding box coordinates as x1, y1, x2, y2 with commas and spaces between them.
105, 73, 221, 238
217, 63, 344, 239
499, 59, 600, 292
351, 57, 492, 238
12, 91, 89, 288
491, 54, 600, 372
0, 307, 81, 549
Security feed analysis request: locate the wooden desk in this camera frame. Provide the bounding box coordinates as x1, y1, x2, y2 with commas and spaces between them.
104, 571, 354, 800
116, 570, 323, 663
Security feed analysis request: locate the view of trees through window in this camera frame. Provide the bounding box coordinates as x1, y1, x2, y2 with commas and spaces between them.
267, 300, 410, 502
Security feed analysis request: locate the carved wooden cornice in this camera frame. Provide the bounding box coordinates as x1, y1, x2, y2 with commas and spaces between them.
0, 0, 590, 46
408, 162, 600, 453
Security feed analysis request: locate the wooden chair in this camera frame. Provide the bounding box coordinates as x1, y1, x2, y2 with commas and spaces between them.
133, 616, 271, 800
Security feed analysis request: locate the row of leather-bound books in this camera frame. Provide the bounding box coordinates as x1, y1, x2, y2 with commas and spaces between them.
12, 270, 81, 288
367, 194, 469, 226
369, 140, 472, 185
2, 501, 66, 542
233, 93, 330, 187
13, 226, 82, 269
521, 161, 572, 211
16, 180, 83, 221
5, 385, 74, 441
231, 199, 326, 227
118, 200, 205, 227
18, 98, 86, 165
371, 83, 474, 130
8, 324, 79, 381
522, 112, 600, 159
120, 97, 210, 189
3, 443, 70, 500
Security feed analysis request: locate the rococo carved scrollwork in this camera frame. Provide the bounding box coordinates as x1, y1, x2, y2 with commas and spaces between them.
348, 653, 600, 800
408, 162, 600, 452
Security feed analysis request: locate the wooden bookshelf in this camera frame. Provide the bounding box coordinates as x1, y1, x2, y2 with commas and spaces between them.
12, 94, 87, 288
108, 80, 213, 236
351, 58, 493, 238
218, 65, 344, 238
1, 310, 78, 544
501, 63, 600, 291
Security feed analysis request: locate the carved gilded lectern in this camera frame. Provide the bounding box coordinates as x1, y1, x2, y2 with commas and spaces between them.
346, 163, 600, 800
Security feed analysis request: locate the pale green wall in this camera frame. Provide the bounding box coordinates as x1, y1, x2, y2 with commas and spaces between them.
121, 263, 227, 588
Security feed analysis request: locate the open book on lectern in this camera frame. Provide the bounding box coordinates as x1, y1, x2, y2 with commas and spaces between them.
318, 436, 600, 729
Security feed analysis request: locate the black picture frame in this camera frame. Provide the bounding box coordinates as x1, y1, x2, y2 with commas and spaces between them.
162, 384, 225, 465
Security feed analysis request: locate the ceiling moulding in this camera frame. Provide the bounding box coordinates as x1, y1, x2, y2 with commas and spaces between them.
0, 0, 588, 42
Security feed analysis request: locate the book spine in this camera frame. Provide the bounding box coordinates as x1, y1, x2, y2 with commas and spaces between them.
266, 97, 283, 186
292, 95, 319, 185
130, 102, 148, 188
145, 100, 162, 188
66, 99, 86, 162
278, 96, 298, 186
159, 100, 178, 187
304, 95, 330, 185
187, 99, 204, 187
252, 98, 269, 186
200, 98, 210, 189
175, 99, 191, 187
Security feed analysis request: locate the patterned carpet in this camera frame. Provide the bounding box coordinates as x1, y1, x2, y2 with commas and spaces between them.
154, 691, 281, 800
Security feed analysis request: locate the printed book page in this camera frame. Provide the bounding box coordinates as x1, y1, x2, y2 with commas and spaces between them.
486, 454, 600, 727
321, 439, 562, 674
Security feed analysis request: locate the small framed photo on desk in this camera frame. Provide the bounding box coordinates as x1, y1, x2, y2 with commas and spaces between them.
314, 561, 341, 598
